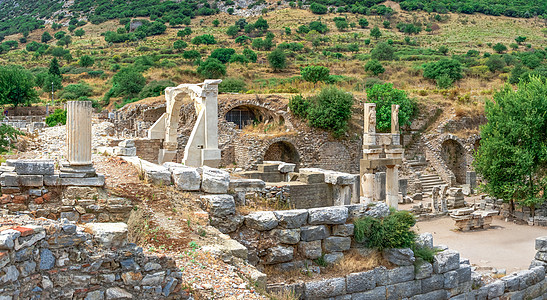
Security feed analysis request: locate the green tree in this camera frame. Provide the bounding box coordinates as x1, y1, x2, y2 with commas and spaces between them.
41, 32, 52, 43
310, 3, 327, 14
370, 42, 394, 61
268, 48, 287, 72
438, 45, 449, 55
307, 87, 354, 137
493, 42, 508, 53
173, 40, 187, 51
235, 35, 250, 45
300, 65, 330, 85
210, 48, 236, 64
254, 17, 269, 32
56, 35, 72, 47
474, 77, 547, 215
383, 20, 391, 28
335, 19, 349, 31
182, 50, 200, 61
54, 31, 66, 40
197, 58, 226, 78
74, 29, 85, 38
510, 43, 519, 50
365, 83, 415, 132
226, 25, 240, 38
212, 19, 220, 27
364, 59, 385, 75
177, 27, 192, 39
48, 58, 61, 77
423, 59, 462, 84
358, 18, 369, 28
108, 68, 147, 99
515, 36, 527, 44
243, 48, 257, 63
0, 65, 39, 107
370, 26, 382, 39
79, 55, 95, 67
486, 55, 506, 72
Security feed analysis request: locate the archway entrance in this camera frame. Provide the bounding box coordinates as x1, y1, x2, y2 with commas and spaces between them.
441, 139, 466, 184
225, 106, 257, 129
263, 141, 299, 165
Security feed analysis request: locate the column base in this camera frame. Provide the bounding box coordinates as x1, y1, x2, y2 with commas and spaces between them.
60, 161, 96, 178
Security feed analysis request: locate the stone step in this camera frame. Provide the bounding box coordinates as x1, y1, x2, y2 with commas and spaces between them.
422, 181, 445, 186
421, 178, 444, 184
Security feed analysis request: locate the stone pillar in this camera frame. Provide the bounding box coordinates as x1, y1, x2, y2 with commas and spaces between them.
399, 178, 408, 199
66, 101, 92, 166
360, 173, 374, 204
374, 172, 386, 201
466, 171, 477, 189
386, 166, 399, 209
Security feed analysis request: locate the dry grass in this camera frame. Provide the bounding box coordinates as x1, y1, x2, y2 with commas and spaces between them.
267, 289, 300, 300
236, 196, 294, 214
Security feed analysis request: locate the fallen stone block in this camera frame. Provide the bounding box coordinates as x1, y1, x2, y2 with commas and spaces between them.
245, 211, 278, 231
308, 206, 348, 225
201, 195, 236, 218
201, 166, 230, 194
263, 245, 293, 264
433, 249, 460, 273
13, 160, 54, 175
273, 209, 308, 229
58, 175, 105, 187
172, 166, 201, 191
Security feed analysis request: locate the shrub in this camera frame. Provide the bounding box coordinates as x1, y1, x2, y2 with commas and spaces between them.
58, 83, 92, 100
493, 42, 507, 53
78, 55, 94, 67
301, 65, 330, 84
436, 74, 453, 89
197, 58, 226, 78
353, 210, 416, 251
371, 42, 394, 61
173, 40, 187, 51
182, 50, 201, 61
365, 83, 416, 132
229, 54, 249, 64
364, 59, 385, 75
210, 48, 236, 64
486, 55, 506, 72
288, 94, 309, 118
310, 3, 327, 14
358, 18, 369, 28
138, 80, 175, 98
306, 87, 354, 137
219, 78, 247, 93
107, 68, 146, 99
423, 59, 462, 82
268, 49, 287, 72
191, 34, 217, 45
45, 109, 67, 127
243, 48, 257, 63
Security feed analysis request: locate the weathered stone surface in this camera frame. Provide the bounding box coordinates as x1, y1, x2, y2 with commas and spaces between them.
106, 287, 133, 299
415, 261, 433, 279
0, 229, 20, 250
264, 245, 293, 264
332, 224, 354, 237
486, 281, 505, 298
84, 223, 128, 248
201, 195, 236, 218
273, 210, 308, 229
171, 167, 201, 191
245, 211, 279, 231
201, 166, 230, 194
300, 225, 329, 241
141, 271, 165, 285
324, 171, 357, 185
229, 179, 266, 191
163, 277, 178, 297
58, 175, 106, 187
386, 280, 421, 299
444, 270, 458, 289
416, 232, 434, 249
272, 229, 300, 244
433, 249, 460, 273
421, 274, 444, 293
324, 236, 351, 253
85, 290, 105, 300
39, 248, 55, 270
304, 277, 346, 298
18, 175, 43, 187
299, 240, 322, 259
1, 265, 19, 282
383, 248, 415, 266
362, 202, 390, 218
13, 160, 55, 175
387, 265, 415, 284
410, 290, 448, 300
535, 237, 547, 252
0, 172, 18, 187
308, 206, 348, 225
347, 269, 376, 293
210, 215, 243, 233
351, 286, 386, 300
324, 252, 344, 264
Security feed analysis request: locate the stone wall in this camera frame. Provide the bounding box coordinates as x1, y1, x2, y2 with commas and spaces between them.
0, 217, 184, 299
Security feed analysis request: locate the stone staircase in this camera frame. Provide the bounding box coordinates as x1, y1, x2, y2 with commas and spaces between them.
420, 174, 446, 193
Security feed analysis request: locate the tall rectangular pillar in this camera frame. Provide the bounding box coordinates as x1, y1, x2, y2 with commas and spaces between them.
386, 166, 399, 209
66, 101, 92, 166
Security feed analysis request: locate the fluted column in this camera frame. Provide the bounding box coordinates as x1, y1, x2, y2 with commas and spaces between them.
66, 101, 92, 166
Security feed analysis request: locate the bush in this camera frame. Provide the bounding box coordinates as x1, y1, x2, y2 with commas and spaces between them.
353, 210, 416, 251
210, 48, 236, 64
486, 55, 506, 72
78, 55, 94, 67
436, 74, 453, 89
493, 42, 507, 53
219, 78, 247, 93
364, 59, 385, 75
197, 58, 226, 78
45, 109, 67, 127
138, 80, 175, 98
301, 65, 330, 84
310, 3, 327, 14
288, 94, 309, 118
58, 83, 92, 100
268, 49, 287, 72
243, 48, 257, 63
191, 34, 217, 45
365, 83, 416, 132
371, 42, 394, 61
302, 87, 354, 137
358, 18, 369, 28
423, 59, 462, 82
107, 68, 146, 99
309, 21, 328, 34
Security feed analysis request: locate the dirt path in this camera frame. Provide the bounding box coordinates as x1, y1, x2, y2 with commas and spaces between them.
416, 216, 547, 272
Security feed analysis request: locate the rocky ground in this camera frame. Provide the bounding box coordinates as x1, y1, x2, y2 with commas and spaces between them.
10, 123, 268, 300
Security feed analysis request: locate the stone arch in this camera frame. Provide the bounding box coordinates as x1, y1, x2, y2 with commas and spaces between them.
263, 140, 300, 166
224, 106, 257, 129
440, 139, 467, 184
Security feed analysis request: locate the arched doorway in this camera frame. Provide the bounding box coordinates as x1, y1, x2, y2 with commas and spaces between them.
441, 139, 466, 184
225, 106, 257, 129
263, 141, 299, 165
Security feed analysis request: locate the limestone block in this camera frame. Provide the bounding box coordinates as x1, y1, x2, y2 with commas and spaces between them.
535, 237, 547, 252
433, 249, 460, 273
13, 160, 54, 175
324, 172, 356, 185
229, 179, 265, 192
201, 195, 236, 218
323, 236, 351, 253
299, 240, 322, 259
18, 175, 43, 187
304, 277, 346, 299
106, 287, 133, 299
298, 172, 325, 184
272, 229, 300, 244
307, 206, 348, 225
346, 269, 376, 293
444, 270, 458, 289
172, 167, 201, 191
245, 211, 279, 231
485, 281, 505, 298
363, 202, 390, 218
416, 232, 434, 249
144, 167, 171, 186
332, 224, 354, 237
84, 223, 128, 248
324, 252, 343, 264
58, 175, 105, 187
118, 140, 135, 148
278, 162, 296, 173
415, 261, 433, 279
383, 248, 415, 266
421, 274, 444, 293
114, 146, 136, 156
386, 280, 421, 299
44, 175, 60, 186
351, 286, 386, 300
201, 166, 230, 194
387, 265, 415, 284
0, 229, 21, 250
0, 172, 18, 187
141, 271, 165, 285
300, 225, 329, 241
263, 245, 293, 264
410, 290, 448, 300
273, 210, 308, 229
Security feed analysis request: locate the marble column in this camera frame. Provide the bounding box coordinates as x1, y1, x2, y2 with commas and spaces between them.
386, 166, 399, 209
66, 101, 92, 166
361, 173, 375, 204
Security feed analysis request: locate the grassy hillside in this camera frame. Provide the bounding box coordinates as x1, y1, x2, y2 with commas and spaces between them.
0, 1, 545, 126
